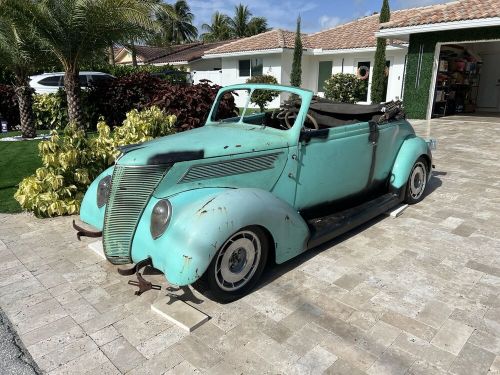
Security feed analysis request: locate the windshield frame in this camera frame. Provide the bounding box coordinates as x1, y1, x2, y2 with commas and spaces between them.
205, 84, 313, 137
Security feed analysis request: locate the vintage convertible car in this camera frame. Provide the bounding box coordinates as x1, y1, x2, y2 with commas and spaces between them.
76, 84, 433, 302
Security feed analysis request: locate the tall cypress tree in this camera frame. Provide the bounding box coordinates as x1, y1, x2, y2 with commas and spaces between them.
290, 16, 302, 87
370, 0, 391, 103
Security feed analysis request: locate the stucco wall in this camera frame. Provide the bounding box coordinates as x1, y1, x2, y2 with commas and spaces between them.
305, 49, 407, 103
404, 26, 500, 119
220, 53, 283, 108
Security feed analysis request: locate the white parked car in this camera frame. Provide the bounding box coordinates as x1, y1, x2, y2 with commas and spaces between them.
29, 71, 114, 94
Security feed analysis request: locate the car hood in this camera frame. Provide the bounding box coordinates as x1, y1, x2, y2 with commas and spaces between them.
117, 123, 292, 166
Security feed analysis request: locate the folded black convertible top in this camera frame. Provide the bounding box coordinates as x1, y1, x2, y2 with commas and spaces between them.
308, 97, 383, 115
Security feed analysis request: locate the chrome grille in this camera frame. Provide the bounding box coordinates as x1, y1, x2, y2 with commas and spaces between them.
179, 152, 282, 183
103, 164, 168, 264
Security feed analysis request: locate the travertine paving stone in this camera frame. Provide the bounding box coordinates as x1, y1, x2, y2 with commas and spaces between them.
151, 295, 209, 332
1, 116, 500, 373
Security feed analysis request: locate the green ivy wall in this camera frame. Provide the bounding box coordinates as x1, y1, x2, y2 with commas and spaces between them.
404, 26, 500, 119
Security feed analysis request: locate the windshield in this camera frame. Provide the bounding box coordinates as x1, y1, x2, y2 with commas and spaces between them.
210, 87, 307, 131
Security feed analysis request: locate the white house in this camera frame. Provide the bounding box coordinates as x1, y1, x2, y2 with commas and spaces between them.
201, 11, 418, 107
114, 41, 228, 78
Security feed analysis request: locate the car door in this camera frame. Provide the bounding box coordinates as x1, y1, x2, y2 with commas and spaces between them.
293, 122, 373, 211
371, 121, 402, 186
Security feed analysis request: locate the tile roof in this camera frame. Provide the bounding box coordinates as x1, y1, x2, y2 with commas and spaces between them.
149, 41, 230, 63
205, 9, 423, 55
118, 44, 197, 63
381, 0, 500, 29
307, 8, 423, 50
205, 29, 312, 55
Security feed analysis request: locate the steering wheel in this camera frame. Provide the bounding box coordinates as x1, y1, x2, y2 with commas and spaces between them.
280, 110, 319, 130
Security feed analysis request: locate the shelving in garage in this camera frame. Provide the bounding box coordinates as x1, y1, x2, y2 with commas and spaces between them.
432, 45, 482, 118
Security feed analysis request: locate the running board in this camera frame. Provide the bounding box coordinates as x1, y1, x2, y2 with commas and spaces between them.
306, 193, 402, 249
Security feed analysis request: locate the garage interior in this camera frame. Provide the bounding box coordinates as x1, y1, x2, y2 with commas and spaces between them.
432, 40, 500, 118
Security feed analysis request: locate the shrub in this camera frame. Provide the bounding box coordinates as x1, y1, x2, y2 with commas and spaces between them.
87, 73, 235, 131
246, 75, 279, 111
33, 92, 68, 130
15, 106, 176, 217
324, 73, 367, 103
94, 63, 180, 78
151, 80, 236, 131
32, 91, 98, 131
0, 84, 19, 130
88, 72, 164, 127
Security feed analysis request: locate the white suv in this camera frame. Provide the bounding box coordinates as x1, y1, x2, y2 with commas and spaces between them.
29, 71, 114, 94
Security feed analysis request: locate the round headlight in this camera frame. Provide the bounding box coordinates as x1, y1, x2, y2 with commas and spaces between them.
97, 175, 111, 208
151, 200, 172, 240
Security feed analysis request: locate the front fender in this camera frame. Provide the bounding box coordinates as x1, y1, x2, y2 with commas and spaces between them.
80, 166, 115, 230
131, 188, 310, 286
390, 136, 432, 190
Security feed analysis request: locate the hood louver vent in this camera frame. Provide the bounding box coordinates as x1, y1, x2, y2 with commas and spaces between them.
179, 152, 282, 183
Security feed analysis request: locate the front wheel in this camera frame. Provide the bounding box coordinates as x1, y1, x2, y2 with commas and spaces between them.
205, 226, 269, 303
404, 157, 428, 204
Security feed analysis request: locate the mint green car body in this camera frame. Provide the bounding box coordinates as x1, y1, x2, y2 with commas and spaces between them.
79, 84, 432, 288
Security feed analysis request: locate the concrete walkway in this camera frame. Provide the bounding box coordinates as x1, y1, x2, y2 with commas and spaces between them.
0, 117, 499, 374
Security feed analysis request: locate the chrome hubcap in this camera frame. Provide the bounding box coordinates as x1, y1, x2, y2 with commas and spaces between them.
215, 230, 261, 292
410, 162, 427, 200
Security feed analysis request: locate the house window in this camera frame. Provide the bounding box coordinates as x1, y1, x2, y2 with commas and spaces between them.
238, 58, 263, 77
239, 60, 251, 77
251, 58, 263, 76
317, 61, 333, 92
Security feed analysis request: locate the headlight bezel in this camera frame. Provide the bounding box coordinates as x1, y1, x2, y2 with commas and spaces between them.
150, 199, 172, 240
96, 175, 112, 208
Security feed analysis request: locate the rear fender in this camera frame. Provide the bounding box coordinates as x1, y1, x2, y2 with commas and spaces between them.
390, 136, 432, 190
131, 188, 310, 286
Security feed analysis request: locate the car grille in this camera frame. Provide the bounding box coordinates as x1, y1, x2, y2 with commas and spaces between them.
103, 164, 169, 264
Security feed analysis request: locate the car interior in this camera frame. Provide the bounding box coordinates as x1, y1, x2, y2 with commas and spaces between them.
214, 90, 405, 131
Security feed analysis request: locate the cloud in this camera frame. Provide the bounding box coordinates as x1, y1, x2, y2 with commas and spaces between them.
319, 15, 342, 30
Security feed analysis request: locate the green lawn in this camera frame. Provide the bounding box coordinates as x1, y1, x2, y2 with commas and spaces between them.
0, 132, 42, 213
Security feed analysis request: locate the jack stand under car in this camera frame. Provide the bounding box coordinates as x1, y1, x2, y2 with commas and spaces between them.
118, 258, 162, 296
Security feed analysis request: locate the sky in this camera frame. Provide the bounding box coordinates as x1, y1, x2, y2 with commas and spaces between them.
188, 0, 455, 34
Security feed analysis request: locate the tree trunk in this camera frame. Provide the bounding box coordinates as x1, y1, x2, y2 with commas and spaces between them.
64, 70, 83, 129
108, 43, 116, 66
14, 84, 36, 139
131, 43, 138, 67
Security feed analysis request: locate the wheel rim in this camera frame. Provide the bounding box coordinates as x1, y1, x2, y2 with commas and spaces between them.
409, 162, 427, 200
215, 230, 261, 292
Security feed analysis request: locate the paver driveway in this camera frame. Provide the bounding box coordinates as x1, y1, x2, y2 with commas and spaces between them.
1, 116, 500, 374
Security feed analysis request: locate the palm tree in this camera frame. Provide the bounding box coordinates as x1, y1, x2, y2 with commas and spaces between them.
201, 12, 232, 42
169, 0, 198, 43
149, 0, 197, 45
229, 4, 252, 38
247, 17, 269, 36
0, 16, 39, 138
3, 0, 158, 129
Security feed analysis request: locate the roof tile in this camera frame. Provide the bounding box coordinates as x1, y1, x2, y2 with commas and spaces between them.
307, 8, 422, 50
381, 0, 500, 29
205, 29, 311, 55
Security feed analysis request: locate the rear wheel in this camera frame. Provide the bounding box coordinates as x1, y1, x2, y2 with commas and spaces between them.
404, 157, 428, 204
205, 226, 268, 303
